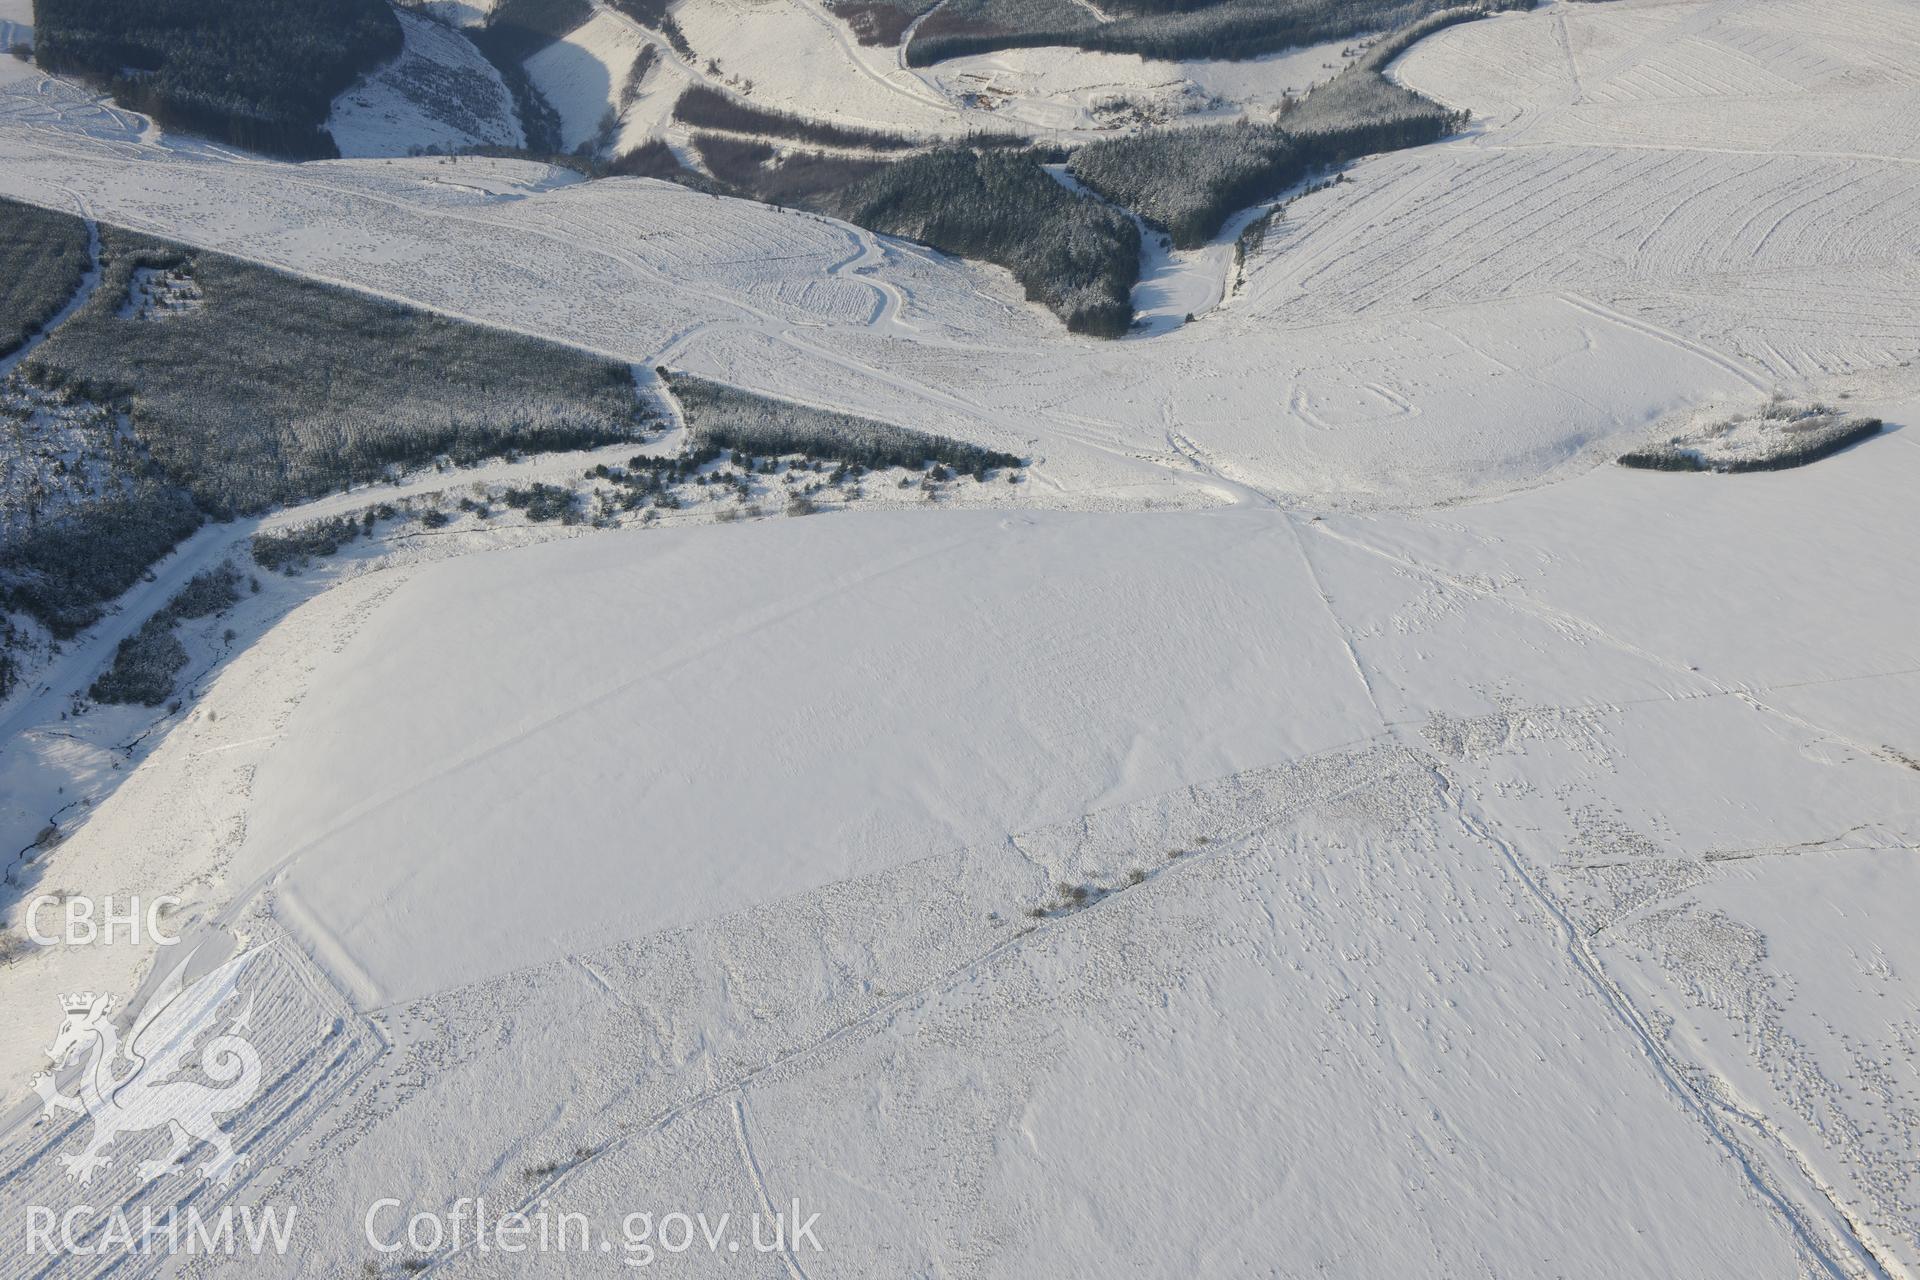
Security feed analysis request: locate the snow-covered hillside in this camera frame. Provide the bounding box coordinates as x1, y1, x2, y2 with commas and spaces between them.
2, 0, 1919, 1275
523, 8, 662, 154
330, 8, 525, 157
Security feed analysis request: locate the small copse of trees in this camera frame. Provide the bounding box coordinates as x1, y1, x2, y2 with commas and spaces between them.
251, 515, 366, 573
1619, 402, 1884, 473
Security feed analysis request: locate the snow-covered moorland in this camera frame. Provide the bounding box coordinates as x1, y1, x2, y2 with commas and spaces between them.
1, 0, 1919, 1276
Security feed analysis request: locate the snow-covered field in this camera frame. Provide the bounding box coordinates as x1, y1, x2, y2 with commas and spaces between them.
3, 0, 1920, 1275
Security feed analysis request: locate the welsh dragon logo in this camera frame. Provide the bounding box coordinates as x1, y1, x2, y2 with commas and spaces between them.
31, 945, 270, 1186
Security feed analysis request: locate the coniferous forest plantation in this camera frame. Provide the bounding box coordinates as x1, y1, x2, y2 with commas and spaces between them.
31, 0, 401, 157
0, 199, 649, 645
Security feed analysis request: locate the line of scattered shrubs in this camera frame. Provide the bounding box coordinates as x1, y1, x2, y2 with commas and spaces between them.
239, 405, 1022, 577
250, 477, 592, 574
1228, 177, 1336, 285
664, 371, 1023, 472
621, 44, 658, 112
88, 563, 241, 706
500, 482, 579, 521
31, 0, 402, 158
